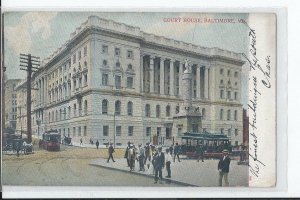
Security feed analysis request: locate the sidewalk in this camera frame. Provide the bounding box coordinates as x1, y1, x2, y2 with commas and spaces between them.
90, 158, 248, 187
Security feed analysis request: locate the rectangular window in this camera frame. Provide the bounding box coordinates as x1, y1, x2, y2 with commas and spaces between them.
116, 126, 121, 136
103, 125, 109, 136
220, 90, 224, 99
227, 91, 231, 99
73, 54, 76, 64
192, 124, 198, 132
78, 126, 81, 136
220, 68, 224, 75
127, 50, 133, 59
84, 126, 87, 136
73, 127, 76, 137
115, 75, 121, 89
115, 48, 120, 56
234, 71, 238, 78
84, 46, 87, 56
146, 127, 151, 137
228, 128, 231, 136
102, 73, 108, 86
234, 92, 238, 100
235, 129, 238, 136
78, 51, 81, 60
127, 77, 133, 88
128, 126, 133, 136
102, 45, 108, 53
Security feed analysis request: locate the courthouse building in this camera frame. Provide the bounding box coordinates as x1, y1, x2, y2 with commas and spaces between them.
15, 15, 244, 146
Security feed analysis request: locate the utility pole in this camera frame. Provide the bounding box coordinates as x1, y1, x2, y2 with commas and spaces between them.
20, 54, 40, 143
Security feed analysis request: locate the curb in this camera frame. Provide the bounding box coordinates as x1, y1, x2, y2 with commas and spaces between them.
89, 163, 197, 187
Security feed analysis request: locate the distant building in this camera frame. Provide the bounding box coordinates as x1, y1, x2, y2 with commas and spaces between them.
4, 79, 22, 130
15, 15, 244, 146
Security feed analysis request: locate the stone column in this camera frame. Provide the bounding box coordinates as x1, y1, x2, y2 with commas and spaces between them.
179, 61, 183, 96
140, 54, 144, 92
160, 58, 165, 95
169, 59, 174, 96
204, 66, 209, 99
196, 65, 201, 99
149, 56, 155, 93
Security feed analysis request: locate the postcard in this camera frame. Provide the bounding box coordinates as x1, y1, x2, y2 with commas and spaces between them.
1, 12, 276, 189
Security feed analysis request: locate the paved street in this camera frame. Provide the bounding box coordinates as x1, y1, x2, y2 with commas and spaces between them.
2, 145, 180, 187
91, 157, 248, 187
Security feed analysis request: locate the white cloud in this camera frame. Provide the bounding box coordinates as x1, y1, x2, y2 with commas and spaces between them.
4, 12, 57, 54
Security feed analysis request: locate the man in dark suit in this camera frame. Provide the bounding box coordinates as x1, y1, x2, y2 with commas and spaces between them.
153, 146, 165, 184
107, 143, 115, 163
218, 149, 231, 186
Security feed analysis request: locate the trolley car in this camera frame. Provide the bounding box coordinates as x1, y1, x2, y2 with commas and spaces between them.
40, 130, 61, 151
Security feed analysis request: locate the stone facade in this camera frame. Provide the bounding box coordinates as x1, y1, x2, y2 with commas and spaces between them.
15, 15, 244, 146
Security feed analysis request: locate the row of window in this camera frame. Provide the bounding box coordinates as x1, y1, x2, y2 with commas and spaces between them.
101, 100, 207, 119
220, 79, 238, 86
11, 107, 17, 112
220, 90, 238, 100
103, 125, 134, 136
57, 126, 87, 137
48, 100, 88, 123
220, 128, 239, 137
72, 46, 88, 64
101, 45, 134, 59
220, 109, 239, 121
102, 73, 134, 89
220, 68, 239, 77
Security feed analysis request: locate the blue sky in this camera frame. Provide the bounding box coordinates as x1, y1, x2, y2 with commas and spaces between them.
4, 12, 249, 106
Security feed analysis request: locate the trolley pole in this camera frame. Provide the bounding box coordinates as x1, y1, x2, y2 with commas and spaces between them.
20, 53, 40, 143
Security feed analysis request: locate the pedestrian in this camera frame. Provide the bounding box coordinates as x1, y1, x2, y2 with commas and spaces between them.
96, 140, 99, 150
173, 143, 181, 162
218, 149, 231, 186
169, 145, 173, 156
153, 146, 165, 184
107, 143, 116, 163
80, 138, 83, 146
124, 141, 131, 167
138, 144, 145, 171
196, 144, 204, 162
165, 148, 172, 178
144, 142, 150, 165
128, 144, 136, 171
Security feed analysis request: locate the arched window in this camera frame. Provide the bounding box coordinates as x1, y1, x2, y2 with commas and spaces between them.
56, 110, 58, 121
220, 109, 224, 120
52, 111, 54, 122
127, 101, 133, 116
59, 109, 62, 120
227, 110, 231, 120
202, 108, 206, 120
166, 105, 171, 117
115, 100, 121, 115
145, 104, 151, 117
156, 105, 161, 118
234, 110, 238, 121
48, 112, 51, 123
84, 100, 88, 115
102, 99, 108, 114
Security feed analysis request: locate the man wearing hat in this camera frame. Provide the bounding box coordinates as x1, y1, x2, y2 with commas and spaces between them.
153, 146, 165, 184
124, 141, 131, 167
107, 143, 116, 163
218, 149, 231, 186
138, 144, 145, 171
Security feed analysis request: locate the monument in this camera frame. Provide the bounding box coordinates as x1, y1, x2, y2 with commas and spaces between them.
173, 59, 202, 143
